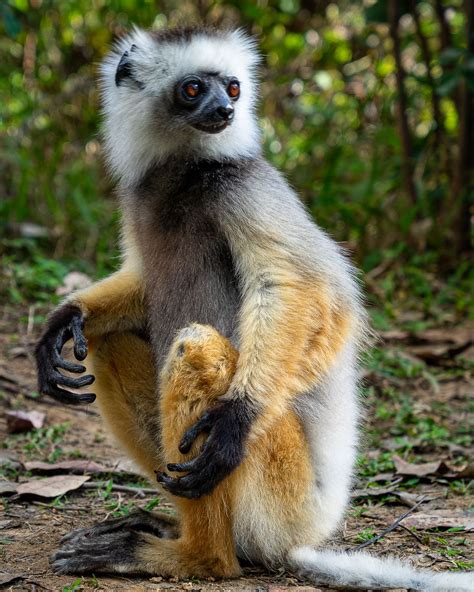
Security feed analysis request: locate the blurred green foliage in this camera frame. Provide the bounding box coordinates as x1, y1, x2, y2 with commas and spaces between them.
1, 0, 472, 318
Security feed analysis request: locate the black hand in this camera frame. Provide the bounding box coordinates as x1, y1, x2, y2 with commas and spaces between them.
35, 304, 96, 405
157, 398, 253, 499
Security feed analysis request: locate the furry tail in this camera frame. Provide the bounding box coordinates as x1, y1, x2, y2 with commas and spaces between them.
288, 547, 474, 591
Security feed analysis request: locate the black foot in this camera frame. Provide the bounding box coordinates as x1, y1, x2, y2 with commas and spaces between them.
52, 528, 141, 574
52, 510, 177, 575
60, 509, 178, 546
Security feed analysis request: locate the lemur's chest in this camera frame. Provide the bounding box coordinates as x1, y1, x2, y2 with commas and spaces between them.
130, 185, 240, 368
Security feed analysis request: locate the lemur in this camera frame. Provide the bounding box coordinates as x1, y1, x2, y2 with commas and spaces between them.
35, 27, 473, 591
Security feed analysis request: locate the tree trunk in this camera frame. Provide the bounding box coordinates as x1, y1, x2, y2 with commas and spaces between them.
388, 0, 418, 208
452, 0, 474, 252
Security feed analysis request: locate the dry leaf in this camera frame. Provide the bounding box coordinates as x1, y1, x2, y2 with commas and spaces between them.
403, 510, 474, 531
16, 475, 90, 498
24, 460, 109, 475
0, 481, 17, 495
393, 456, 449, 477
5, 410, 45, 433
0, 519, 20, 530
111, 458, 144, 476
0, 574, 23, 586
393, 456, 474, 479
0, 451, 22, 472
380, 326, 473, 363
352, 488, 431, 507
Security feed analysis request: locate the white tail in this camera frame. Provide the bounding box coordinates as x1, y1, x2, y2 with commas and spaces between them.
288, 547, 474, 591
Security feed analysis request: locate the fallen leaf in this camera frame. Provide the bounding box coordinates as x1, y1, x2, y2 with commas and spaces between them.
0, 574, 24, 586
455, 463, 474, 479
25, 459, 110, 475
393, 456, 449, 477
0, 481, 18, 495
352, 488, 432, 507
380, 326, 473, 363
5, 410, 45, 433
111, 458, 144, 477
367, 472, 397, 483
403, 510, 474, 531
0, 519, 20, 530
0, 451, 22, 472
16, 475, 90, 498
393, 456, 474, 479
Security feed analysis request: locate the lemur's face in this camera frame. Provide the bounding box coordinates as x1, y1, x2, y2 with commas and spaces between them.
102, 29, 261, 180
113, 41, 245, 136
173, 73, 240, 134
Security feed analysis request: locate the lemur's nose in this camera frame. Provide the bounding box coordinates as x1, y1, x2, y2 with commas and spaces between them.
216, 104, 234, 121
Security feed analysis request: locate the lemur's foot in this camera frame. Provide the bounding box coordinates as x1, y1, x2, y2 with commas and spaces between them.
60, 509, 178, 545
53, 528, 141, 574
52, 510, 179, 574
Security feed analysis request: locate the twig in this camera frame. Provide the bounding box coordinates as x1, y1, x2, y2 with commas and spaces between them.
81, 481, 157, 496
399, 522, 424, 544
349, 496, 426, 552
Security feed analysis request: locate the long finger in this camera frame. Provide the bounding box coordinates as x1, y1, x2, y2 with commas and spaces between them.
167, 450, 209, 473
51, 370, 95, 389
52, 349, 86, 373
54, 326, 72, 354
43, 383, 96, 405
71, 315, 88, 360
178, 413, 212, 453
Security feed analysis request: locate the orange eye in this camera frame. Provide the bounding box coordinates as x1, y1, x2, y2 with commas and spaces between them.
183, 81, 201, 99
227, 80, 240, 99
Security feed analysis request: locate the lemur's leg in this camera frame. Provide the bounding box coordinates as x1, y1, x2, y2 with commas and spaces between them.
53, 324, 241, 578
86, 331, 161, 481
59, 330, 180, 541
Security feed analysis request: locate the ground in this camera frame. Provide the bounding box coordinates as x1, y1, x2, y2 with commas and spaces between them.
0, 304, 473, 592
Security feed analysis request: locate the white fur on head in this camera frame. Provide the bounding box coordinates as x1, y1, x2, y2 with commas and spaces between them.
100, 26, 261, 187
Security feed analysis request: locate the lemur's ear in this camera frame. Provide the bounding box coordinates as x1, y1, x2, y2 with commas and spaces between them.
115, 45, 143, 88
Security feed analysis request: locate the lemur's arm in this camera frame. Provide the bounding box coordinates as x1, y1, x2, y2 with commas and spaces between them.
35, 267, 145, 405
159, 180, 361, 499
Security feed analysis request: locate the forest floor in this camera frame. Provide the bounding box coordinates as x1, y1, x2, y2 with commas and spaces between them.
0, 303, 473, 592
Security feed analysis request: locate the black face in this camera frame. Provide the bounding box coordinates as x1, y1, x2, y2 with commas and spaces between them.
173, 73, 240, 134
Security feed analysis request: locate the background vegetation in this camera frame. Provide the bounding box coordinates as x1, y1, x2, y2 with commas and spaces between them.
1, 0, 472, 327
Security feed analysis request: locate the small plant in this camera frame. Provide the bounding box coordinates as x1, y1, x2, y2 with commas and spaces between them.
354, 527, 376, 543
63, 578, 83, 592
144, 496, 161, 511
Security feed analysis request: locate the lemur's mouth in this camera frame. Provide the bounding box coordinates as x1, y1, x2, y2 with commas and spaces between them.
192, 121, 230, 134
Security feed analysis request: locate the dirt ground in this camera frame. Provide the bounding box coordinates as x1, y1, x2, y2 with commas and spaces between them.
0, 305, 472, 592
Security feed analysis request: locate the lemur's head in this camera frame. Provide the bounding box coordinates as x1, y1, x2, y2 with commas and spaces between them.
100, 26, 261, 186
